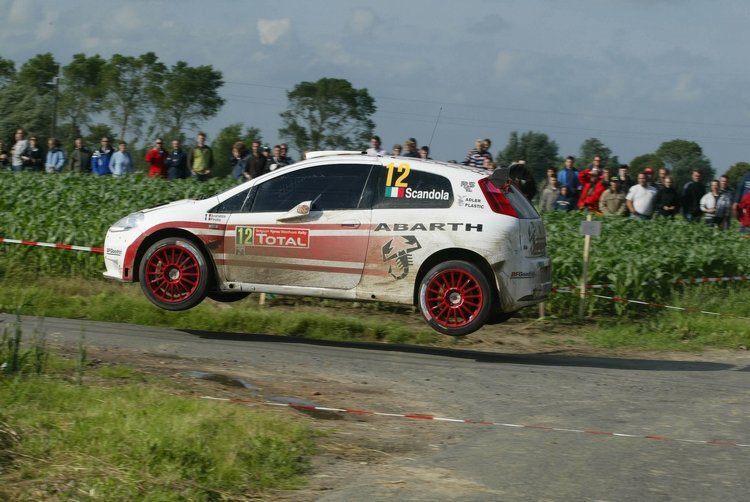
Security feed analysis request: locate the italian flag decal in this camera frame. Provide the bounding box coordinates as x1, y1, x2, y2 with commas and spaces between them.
385, 186, 406, 198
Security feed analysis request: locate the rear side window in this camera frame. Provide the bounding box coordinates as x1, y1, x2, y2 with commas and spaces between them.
250, 164, 374, 212
505, 187, 540, 219
374, 162, 453, 209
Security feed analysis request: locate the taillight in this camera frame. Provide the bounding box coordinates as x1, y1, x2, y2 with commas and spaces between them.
478, 177, 518, 217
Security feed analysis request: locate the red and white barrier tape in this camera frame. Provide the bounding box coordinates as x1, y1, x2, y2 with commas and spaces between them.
554, 275, 750, 294
201, 396, 750, 449
0, 237, 103, 254
590, 293, 750, 321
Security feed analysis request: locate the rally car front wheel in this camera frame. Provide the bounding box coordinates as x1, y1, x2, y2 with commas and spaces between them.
139, 237, 209, 311
418, 260, 492, 336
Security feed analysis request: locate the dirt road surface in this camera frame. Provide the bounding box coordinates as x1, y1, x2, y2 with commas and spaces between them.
6, 313, 750, 501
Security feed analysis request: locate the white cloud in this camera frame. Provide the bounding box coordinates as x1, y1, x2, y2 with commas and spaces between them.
7, 0, 33, 24
493, 50, 515, 79
669, 74, 701, 102
257, 18, 290, 45
315, 42, 351, 66
112, 5, 143, 32
349, 8, 376, 35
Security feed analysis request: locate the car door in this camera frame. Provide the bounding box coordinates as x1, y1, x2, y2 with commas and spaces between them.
221, 163, 376, 289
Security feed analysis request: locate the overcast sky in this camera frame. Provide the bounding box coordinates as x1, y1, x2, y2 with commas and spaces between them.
2, 0, 750, 171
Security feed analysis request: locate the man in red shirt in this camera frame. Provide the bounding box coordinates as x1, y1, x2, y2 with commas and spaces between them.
577, 167, 606, 212
144, 138, 167, 177
738, 191, 750, 235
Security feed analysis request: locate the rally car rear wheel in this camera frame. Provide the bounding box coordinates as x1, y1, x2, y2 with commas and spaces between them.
418, 260, 492, 336
139, 237, 209, 311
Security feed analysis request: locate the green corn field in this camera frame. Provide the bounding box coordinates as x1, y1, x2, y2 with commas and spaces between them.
1, 173, 748, 314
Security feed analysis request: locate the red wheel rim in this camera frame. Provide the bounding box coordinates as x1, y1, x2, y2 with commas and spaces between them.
144, 245, 201, 303
424, 268, 484, 329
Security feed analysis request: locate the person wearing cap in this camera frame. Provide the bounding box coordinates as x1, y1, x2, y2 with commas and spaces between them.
599, 176, 627, 216
643, 166, 656, 186
577, 165, 606, 211
626, 172, 658, 220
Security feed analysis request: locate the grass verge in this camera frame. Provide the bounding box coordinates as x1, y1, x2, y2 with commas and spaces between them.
1, 275, 749, 353
0, 339, 316, 501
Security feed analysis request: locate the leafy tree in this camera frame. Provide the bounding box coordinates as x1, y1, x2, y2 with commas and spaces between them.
151, 61, 225, 139
577, 137, 618, 171
85, 123, 115, 147
0, 53, 59, 142
496, 131, 559, 182
102, 52, 165, 143
629, 153, 663, 175
0, 56, 16, 86
724, 162, 750, 189
279, 78, 375, 158
58, 54, 107, 142
655, 139, 714, 189
211, 123, 263, 178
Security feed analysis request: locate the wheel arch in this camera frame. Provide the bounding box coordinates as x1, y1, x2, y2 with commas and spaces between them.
134, 228, 219, 289
413, 248, 500, 308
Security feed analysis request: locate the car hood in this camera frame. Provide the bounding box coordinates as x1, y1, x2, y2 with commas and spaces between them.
141, 197, 219, 214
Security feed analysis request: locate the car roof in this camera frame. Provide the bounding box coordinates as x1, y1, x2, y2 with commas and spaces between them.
302, 150, 490, 177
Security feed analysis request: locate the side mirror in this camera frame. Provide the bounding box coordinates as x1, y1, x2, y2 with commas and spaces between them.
277, 200, 312, 222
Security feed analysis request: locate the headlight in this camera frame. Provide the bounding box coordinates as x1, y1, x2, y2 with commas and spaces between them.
109, 212, 144, 232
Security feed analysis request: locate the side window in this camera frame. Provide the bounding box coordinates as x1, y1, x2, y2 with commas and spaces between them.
374, 162, 453, 209
250, 164, 374, 213
211, 188, 253, 213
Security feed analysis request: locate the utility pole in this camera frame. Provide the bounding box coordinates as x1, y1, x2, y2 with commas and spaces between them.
50, 74, 60, 138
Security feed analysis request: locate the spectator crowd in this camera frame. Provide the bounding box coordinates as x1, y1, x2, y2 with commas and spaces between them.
535, 154, 750, 235
2, 128, 750, 234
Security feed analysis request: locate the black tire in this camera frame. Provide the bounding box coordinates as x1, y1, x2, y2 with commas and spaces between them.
418, 260, 493, 336
139, 237, 209, 311
207, 291, 251, 303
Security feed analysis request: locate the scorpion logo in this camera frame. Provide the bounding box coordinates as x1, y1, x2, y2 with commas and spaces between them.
381, 235, 422, 280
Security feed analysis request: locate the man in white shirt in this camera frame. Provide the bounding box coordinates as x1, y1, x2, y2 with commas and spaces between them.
626, 172, 658, 220
366, 135, 388, 155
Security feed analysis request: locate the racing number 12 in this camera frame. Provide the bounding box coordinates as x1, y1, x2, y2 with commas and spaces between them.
385, 162, 410, 187
236, 227, 253, 245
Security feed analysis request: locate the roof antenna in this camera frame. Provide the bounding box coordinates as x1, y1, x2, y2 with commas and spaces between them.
427, 106, 442, 150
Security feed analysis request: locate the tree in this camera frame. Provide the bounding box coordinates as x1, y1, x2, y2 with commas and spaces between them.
655, 139, 714, 190
629, 153, 663, 175
211, 123, 263, 178
58, 53, 107, 141
151, 61, 225, 139
497, 131, 559, 183
577, 137, 618, 171
102, 52, 165, 143
0, 53, 59, 142
725, 162, 750, 189
279, 78, 375, 158
0, 56, 15, 86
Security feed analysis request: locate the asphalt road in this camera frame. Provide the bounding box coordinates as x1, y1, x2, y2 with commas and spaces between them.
8, 314, 750, 501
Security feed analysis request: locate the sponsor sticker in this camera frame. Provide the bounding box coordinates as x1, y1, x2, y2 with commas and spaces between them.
105, 247, 122, 256
235, 226, 310, 249
460, 181, 476, 192
510, 271, 536, 279
205, 213, 229, 223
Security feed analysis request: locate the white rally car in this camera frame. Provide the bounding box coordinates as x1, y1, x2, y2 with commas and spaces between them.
103, 151, 551, 336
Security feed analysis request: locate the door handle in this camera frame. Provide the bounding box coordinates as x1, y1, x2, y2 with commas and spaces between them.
340, 221, 361, 228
